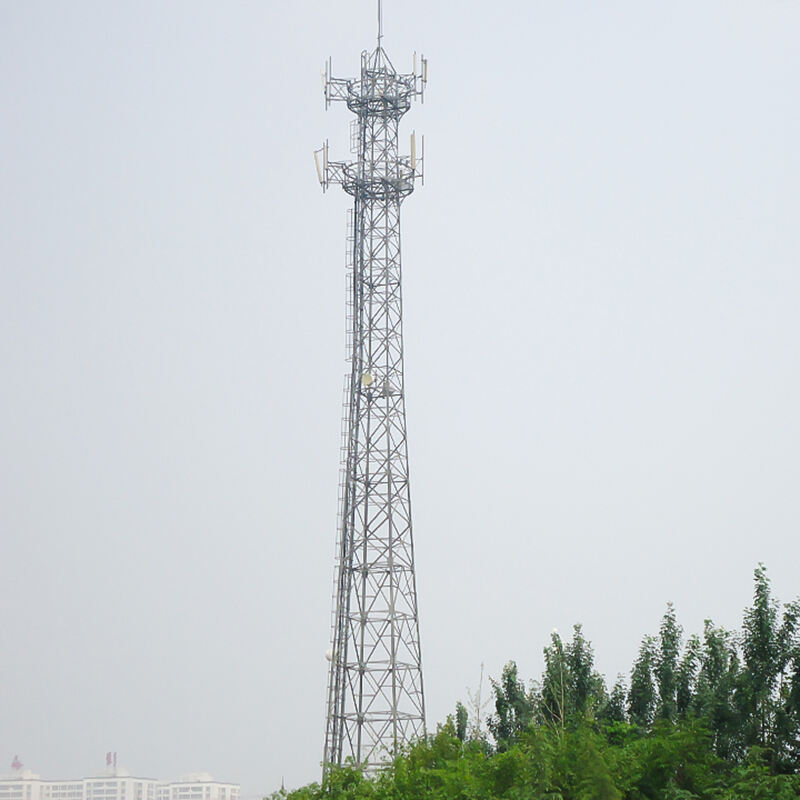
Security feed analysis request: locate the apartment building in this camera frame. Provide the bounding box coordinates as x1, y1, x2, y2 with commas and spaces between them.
0, 771, 239, 800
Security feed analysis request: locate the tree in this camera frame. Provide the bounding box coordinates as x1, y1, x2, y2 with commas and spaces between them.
784, 643, 800, 770
539, 630, 569, 729
599, 676, 629, 726
655, 603, 682, 722
454, 702, 468, 742
488, 661, 533, 748
738, 564, 800, 772
694, 619, 741, 760
676, 634, 700, 718
629, 635, 657, 730
566, 623, 604, 717
537, 625, 607, 730
741, 563, 782, 751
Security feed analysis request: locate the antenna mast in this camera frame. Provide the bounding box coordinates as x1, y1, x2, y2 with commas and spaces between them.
316, 7, 429, 776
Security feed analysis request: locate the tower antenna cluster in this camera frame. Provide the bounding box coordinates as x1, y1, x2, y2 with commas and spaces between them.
315, 1, 429, 774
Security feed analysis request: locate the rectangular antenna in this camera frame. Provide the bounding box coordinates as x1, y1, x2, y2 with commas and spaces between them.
314, 150, 323, 184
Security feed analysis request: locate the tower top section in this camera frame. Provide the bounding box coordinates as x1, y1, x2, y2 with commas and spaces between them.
323, 46, 428, 119
315, 7, 428, 199
320, 0, 426, 117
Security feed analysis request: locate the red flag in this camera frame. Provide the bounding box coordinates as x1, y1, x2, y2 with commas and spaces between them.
11, 756, 22, 771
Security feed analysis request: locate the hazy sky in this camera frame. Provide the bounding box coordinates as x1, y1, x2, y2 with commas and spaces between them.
2, 0, 799, 796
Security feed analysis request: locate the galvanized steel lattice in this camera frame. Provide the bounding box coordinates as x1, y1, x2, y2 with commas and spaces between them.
316, 23, 428, 775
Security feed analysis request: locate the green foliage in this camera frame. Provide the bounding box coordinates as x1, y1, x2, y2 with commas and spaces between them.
629, 635, 657, 730
722, 749, 800, 799
600, 677, 629, 726
488, 661, 534, 749
540, 631, 569, 729
737, 564, 800, 771
694, 620, 741, 760
676, 635, 700, 718
536, 625, 606, 731
656, 604, 682, 723
741, 563, 782, 751
455, 702, 468, 743
566, 624, 606, 719
565, 625, 593, 717
285, 720, 800, 800
280, 567, 800, 800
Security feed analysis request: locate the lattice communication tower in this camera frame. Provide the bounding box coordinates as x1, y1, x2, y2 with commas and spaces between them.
314, 3, 429, 774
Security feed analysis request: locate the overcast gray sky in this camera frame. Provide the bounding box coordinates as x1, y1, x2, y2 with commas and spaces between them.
2, 0, 799, 796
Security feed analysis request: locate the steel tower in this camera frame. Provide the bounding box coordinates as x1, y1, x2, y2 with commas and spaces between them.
315, 3, 428, 773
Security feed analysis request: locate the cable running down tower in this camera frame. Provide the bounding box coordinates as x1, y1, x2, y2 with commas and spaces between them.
315, 6, 429, 773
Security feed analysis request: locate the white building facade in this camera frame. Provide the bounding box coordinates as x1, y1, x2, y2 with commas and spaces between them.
0, 772, 239, 800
